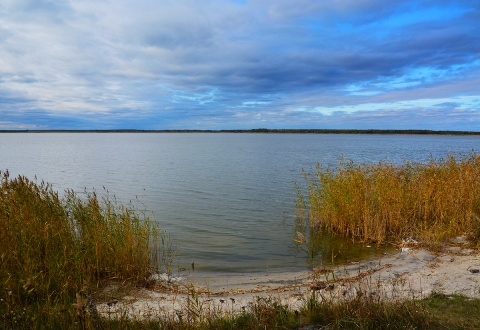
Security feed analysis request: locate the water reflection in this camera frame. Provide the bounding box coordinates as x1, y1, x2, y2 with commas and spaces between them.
293, 227, 395, 269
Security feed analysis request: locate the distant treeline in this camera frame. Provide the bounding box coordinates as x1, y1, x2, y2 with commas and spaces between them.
1, 128, 480, 135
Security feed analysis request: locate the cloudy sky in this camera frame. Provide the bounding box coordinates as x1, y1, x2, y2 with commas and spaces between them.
1, 0, 479, 130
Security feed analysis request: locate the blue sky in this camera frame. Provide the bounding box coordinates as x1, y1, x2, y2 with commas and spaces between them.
1, 0, 479, 130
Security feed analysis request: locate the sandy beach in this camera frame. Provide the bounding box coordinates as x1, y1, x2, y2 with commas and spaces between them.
96, 243, 480, 320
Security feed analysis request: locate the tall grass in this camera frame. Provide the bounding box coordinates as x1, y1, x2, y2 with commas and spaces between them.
0, 171, 171, 328
297, 153, 480, 247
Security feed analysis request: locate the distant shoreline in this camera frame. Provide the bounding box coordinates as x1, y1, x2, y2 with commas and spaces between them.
1, 128, 480, 135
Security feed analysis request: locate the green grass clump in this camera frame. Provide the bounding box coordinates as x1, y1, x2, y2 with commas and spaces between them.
297, 152, 480, 247
422, 293, 480, 330
0, 171, 171, 328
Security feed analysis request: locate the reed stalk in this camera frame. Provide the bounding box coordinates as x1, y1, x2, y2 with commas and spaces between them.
0, 171, 171, 328
297, 153, 480, 247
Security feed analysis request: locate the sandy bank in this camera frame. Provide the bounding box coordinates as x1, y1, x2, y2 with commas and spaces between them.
96, 245, 480, 320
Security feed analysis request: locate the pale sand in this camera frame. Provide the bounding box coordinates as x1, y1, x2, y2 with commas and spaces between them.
96, 245, 480, 320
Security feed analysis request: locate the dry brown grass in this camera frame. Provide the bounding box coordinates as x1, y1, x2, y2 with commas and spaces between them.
297, 153, 480, 248
0, 171, 171, 328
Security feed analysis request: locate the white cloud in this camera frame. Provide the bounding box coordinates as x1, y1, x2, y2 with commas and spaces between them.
0, 0, 479, 130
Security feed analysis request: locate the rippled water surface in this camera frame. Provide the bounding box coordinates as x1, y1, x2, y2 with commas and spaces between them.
1, 133, 479, 273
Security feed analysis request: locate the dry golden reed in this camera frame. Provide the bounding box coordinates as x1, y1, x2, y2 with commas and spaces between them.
0, 171, 170, 327
297, 152, 480, 247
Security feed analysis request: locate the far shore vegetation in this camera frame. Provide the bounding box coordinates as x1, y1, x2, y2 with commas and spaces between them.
2, 152, 480, 329
1, 128, 480, 135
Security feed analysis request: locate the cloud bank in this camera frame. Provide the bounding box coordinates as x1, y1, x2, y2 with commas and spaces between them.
1, 0, 479, 130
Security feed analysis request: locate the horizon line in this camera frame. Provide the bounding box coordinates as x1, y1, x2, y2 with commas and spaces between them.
1, 128, 480, 135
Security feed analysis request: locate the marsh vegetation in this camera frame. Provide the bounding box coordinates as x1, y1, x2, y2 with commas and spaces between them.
0, 171, 172, 328
295, 152, 480, 250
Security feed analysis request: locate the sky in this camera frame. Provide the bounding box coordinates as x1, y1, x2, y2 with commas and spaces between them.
1, 0, 479, 130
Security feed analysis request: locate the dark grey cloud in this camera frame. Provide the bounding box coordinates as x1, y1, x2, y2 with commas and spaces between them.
0, 0, 479, 130
127, 1, 480, 98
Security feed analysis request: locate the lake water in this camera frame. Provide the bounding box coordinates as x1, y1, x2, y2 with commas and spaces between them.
1, 133, 479, 274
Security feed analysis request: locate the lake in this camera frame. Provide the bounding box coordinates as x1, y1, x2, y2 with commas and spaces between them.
1, 133, 479, 274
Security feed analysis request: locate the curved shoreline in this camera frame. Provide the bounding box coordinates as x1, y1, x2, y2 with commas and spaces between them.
96, 246, 480, 319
